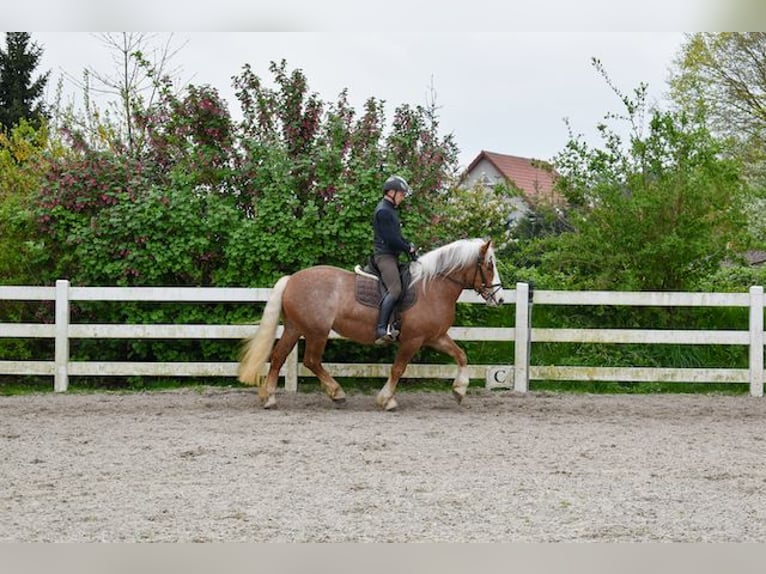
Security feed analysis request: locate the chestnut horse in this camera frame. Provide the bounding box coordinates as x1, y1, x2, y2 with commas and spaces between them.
238, 238, 505, 410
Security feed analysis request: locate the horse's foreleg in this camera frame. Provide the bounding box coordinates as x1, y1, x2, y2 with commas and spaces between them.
303, 336, 346, 404
376, 340, 422, 411
261, 324, 300, 409
427, 334, 469, 404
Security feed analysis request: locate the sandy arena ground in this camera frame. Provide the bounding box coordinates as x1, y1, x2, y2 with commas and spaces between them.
2, 387, 765, 542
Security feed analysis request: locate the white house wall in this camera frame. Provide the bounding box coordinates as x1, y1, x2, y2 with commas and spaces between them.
461, 158, 505, 188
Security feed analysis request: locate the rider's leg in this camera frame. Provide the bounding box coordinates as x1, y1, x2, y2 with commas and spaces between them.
375, 292, 399, 343
373, 254, 402, 343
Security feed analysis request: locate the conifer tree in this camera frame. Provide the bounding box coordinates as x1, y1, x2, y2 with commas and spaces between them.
0, 32, 49, 132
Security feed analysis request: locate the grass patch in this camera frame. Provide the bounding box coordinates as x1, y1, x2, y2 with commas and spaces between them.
0, 379, 55, 396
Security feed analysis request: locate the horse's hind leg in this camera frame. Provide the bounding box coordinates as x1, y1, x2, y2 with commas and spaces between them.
427, 334, 469, 404
303, 336, 346, 404
260, 323, 301, 409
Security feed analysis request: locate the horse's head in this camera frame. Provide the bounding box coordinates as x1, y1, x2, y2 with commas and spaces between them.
411, 237, 505, 305
474, 239, 505, 306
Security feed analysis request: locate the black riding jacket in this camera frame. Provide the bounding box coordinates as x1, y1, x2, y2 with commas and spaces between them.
372, 197, 410, 256
373, 197, 412, 256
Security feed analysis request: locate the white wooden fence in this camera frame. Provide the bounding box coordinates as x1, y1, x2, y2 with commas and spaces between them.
0, 280, 763, 397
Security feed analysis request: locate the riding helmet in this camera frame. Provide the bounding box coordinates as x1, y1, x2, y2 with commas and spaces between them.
383, 175, 411, 196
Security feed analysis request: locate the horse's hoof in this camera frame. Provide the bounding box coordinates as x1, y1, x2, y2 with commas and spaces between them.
332, 396, 347, 408
452, 389, 465, 404
376, 386, 398, 411
331, 389, 347, 403
262, 395, 277, 409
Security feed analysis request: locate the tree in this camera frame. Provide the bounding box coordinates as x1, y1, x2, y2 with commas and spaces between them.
0, 120, 54, 285
231, 59, 459, 281
547, 59, 748, 291
670, 33, 766, 185
34, 58, 461, 288
430, 180, 519, 250
0, 32, 49, 132
54, 33, 185, 156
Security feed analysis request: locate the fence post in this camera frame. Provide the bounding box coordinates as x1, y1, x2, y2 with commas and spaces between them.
749, 286, 764, 397
54, 279, 70, 392
514, 282, 531, 393
285, 346, 299, 392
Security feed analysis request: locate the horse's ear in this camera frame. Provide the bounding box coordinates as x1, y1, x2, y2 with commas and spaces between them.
480, 238, 492, 258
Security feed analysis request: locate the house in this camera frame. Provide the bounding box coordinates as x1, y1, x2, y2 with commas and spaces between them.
461, 150, 563, 207
460, 150, 565, 226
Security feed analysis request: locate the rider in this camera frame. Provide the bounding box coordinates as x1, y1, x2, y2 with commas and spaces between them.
372, 175, 418, 345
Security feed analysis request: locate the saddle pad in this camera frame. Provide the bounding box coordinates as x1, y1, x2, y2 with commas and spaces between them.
355, 275, 418, 310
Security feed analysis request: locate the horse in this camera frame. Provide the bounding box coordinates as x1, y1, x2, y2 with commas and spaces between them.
237, 237, 505, 410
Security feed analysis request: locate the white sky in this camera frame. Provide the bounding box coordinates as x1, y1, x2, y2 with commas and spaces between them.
30, 32, 688, 169
9, 0, 716, 169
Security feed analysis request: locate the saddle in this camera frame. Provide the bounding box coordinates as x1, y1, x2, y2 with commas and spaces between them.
354, 257, 418, 312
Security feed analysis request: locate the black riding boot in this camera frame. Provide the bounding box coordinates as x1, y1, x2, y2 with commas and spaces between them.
374, 292, 399, 345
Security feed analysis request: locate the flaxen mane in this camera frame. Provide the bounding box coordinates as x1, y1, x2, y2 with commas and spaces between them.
411, 238, 493, 287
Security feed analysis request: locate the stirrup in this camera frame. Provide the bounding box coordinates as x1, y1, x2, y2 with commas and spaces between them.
374, 325, 399, 345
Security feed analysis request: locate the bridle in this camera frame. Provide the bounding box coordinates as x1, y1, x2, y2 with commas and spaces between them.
443, 254, 504, 304
473, 254, 504, 304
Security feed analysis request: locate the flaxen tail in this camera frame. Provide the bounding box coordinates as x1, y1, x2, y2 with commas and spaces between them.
237, 275, 291, 386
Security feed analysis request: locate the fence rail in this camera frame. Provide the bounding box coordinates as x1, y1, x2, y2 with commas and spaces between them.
0, 280, 763, 397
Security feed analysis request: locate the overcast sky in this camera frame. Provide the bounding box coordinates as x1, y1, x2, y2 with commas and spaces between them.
28, 32, 689, 169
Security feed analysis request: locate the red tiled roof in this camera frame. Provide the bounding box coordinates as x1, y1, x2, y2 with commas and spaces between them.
464, 150, 564, 206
